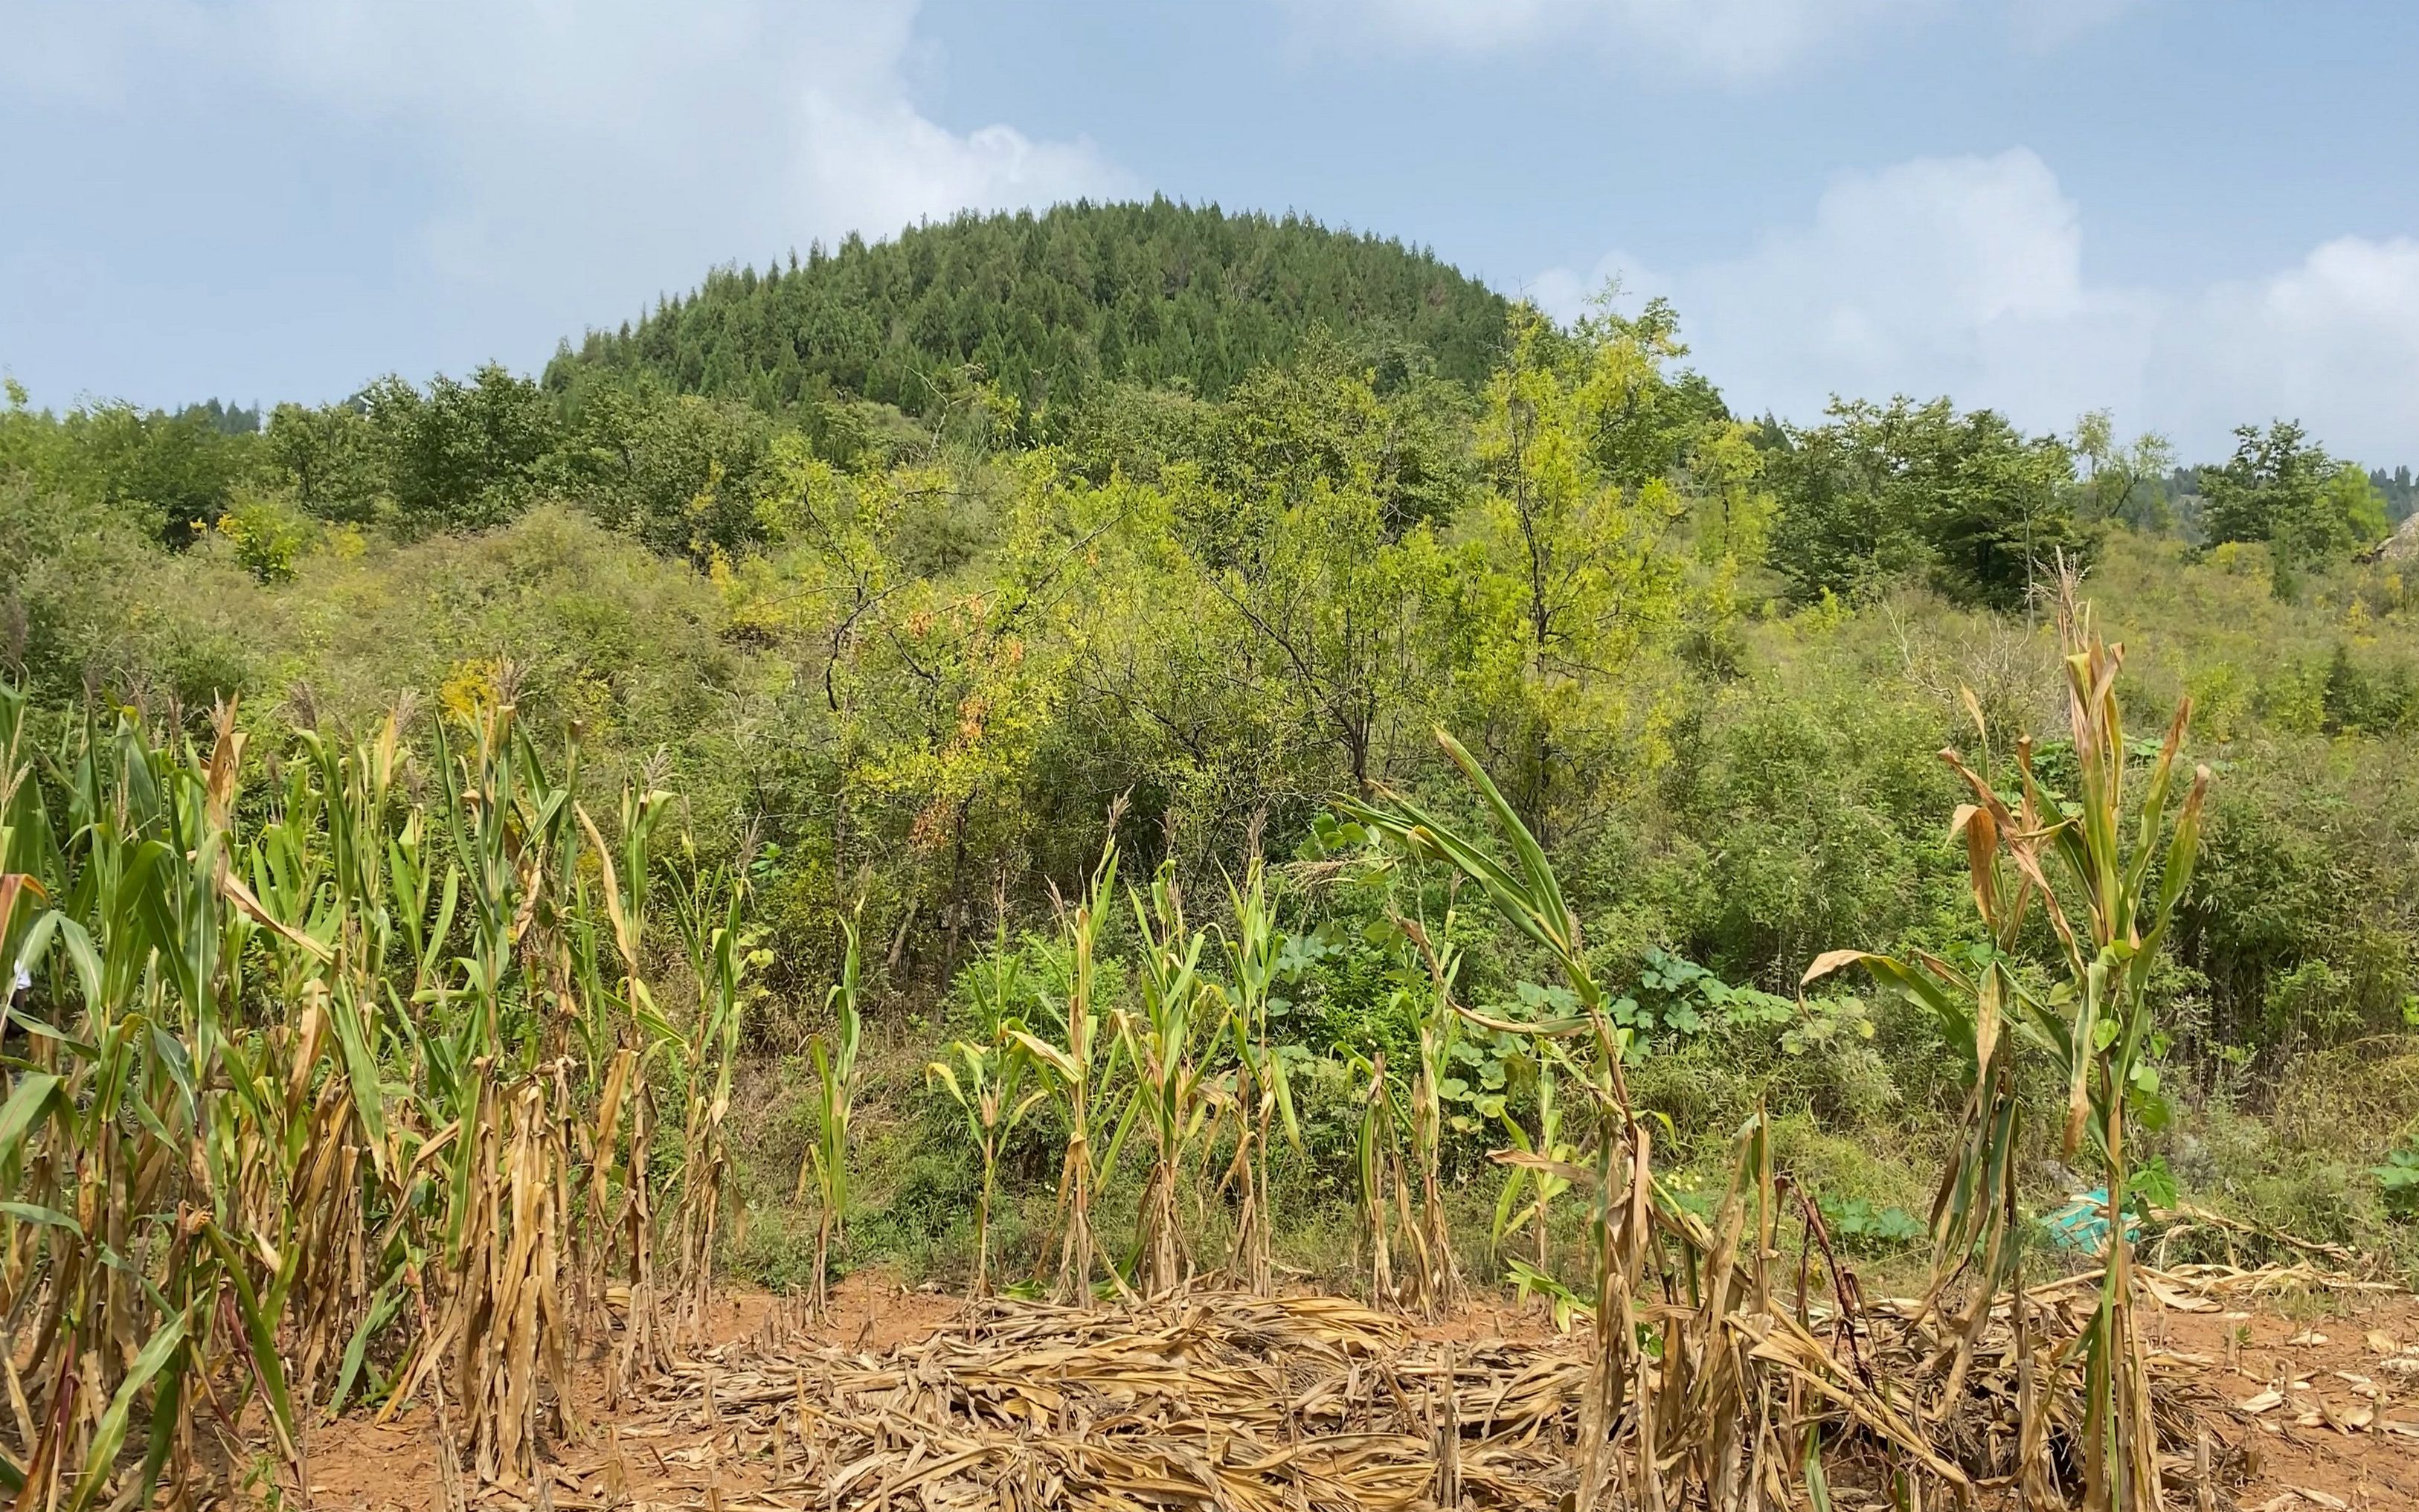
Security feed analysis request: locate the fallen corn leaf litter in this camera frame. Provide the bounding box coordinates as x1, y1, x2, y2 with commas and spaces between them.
577, 1293, 1582, 1512
449, 1278, 2311, 1512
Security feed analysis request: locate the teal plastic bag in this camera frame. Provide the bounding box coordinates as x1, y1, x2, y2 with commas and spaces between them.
2042, 1189, 2140, 1255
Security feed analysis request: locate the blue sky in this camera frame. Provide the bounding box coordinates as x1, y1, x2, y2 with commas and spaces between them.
4, 0, 2416, 463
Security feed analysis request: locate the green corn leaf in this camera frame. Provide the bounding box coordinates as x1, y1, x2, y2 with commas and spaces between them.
926, 1058, 967, 1109
1803, 1423, 1832, 1512
326, 1283, 404, 1418
131, 1346, 181, 1507
65, 1307, 188, 1512
327, 981, 391, 1172
1436, 728, 1571, 942
1269, 1055, 1301, 1150
202, 1220, 299, 1463
0, 1073, 60, 1161
0, 1202, 80, 1237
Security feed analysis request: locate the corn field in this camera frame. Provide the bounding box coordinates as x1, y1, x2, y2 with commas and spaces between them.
0, 686, 751, 1508
1346, 580, 2218, 1511
0, 577, 2255, 1512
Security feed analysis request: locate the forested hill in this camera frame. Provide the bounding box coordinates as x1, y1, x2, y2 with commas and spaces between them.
544, 198, 1512, 420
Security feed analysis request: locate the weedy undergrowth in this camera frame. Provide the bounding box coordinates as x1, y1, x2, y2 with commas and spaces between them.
1491, 1050, 1578, 1287
1394, 910, 1471, 1319
928, 923, 1047, 1296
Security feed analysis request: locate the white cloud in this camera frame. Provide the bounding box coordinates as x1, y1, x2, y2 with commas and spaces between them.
2156, 237, 2419, 462
2007, 0, 2145, 51
1534, 149, 2419, 460
2, 0, 1130, 354
1291, 0, 1931, 80
1291, 0, 2133, 81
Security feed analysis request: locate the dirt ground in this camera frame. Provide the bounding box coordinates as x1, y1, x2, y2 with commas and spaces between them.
298, 1275, 2419, 1512
302, 1276, 962, 1511
2148, 1285, 2419, 1510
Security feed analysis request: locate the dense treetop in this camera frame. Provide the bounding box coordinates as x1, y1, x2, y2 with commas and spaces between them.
544, 198, 1512, 426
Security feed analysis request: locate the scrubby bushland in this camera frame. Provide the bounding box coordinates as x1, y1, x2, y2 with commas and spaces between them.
6, 209, 2418, 1299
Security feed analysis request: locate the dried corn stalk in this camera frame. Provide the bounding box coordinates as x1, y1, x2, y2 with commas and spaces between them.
1811, 577, 2209, 1511
0, 682, 741, 1505
1350, 730, 1977, 1509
